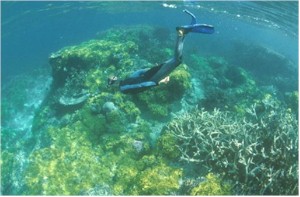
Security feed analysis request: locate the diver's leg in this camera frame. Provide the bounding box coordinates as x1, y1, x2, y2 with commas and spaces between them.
129, 68, 149, 78
174, 29, 185, 62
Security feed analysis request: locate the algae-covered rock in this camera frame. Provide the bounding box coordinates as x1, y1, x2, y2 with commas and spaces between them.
137, 162, 183, 195
228, 42, 298, 93
156, 132, 180, 160
189, 55, 262, 114
98, 25, 174, 64
102, 101, 117, 113
59, 92, 90, 106
133, 65, 191, 119
49, 39, 138, 87
25, 122, 112, 195
1, 151, 15, 194
190, 173, 232, 195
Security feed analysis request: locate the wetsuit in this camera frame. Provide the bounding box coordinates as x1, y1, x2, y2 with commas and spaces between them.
119, 9, 214, 94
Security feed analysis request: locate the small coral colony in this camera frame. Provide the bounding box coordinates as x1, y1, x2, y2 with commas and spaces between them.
2, 25, 298, 195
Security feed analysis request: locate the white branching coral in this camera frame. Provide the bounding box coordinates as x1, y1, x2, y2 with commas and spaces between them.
165, 106, 298, 195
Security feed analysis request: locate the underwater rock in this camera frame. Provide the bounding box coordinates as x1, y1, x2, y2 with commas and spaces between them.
229, 41, 297, 93
184, 78, 204, 106
59, 92, 90, 106
80, 184, 113, 196
132, 140, 143, 153
102, 102, 117, 113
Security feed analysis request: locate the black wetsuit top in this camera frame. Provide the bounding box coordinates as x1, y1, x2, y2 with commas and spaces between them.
119, 33, 185, 94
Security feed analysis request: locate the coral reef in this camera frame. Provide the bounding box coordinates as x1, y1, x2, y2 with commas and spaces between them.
187, 55, 261, 114
284, 91, 298, 116
190, 173, 232, 195
156, 132, 181, 160
1, 151, 15, 194
49, 39, 137, 87
165, 101, 298, 195
137, 161, 182, 195
228, 41, 298, 93
133, 65, 191, 119
4, 25, 298, 196
25, 118, 183, 195
112, 157, 182, 195
25, 122, 112, 195
98, 25, 174, 64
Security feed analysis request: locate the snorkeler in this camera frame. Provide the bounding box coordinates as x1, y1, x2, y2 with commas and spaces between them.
108, 9, 214, 94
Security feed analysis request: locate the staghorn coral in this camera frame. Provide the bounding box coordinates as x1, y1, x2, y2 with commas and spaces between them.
284, 91, 298, 116
165, 102, 298, 195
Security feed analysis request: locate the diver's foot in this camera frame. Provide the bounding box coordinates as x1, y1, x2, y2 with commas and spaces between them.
159, 76, 170, 84
176, 26, 192, 36
107, 75, 118, 85
177, 24, 214, 35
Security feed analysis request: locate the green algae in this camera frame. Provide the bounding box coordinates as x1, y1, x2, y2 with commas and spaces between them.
133, 65, 191, 119
49, 39, 138, 88
137, 161, 182, 195
25, 122, 111, 195
156, 132, 180, 160
25, 119, 182, 195
190, 173, 232, 195
1, 151, 15, 194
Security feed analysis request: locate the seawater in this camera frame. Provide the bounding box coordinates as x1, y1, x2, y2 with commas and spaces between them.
1, 1, 298, 195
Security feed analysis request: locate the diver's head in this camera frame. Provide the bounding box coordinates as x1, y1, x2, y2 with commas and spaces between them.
107, 76, 118, 86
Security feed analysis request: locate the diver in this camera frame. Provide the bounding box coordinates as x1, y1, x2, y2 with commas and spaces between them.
108, 9, 214, 94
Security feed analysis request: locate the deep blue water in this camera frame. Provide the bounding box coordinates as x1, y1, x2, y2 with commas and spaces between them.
1, 1, 298, 83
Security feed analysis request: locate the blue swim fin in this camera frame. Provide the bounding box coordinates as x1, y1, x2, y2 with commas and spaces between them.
183, 9, 197, 25
181, 9, 214, 34
191, 24, 214, 34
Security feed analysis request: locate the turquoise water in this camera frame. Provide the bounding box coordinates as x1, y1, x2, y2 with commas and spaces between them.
1, 1, 298, 195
